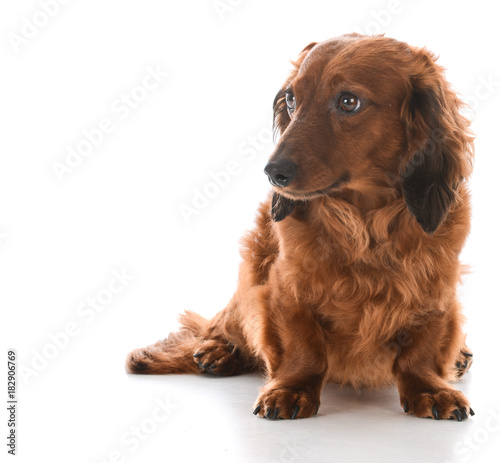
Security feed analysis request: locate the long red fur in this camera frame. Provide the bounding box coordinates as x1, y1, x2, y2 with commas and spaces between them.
127, 34, 474, 421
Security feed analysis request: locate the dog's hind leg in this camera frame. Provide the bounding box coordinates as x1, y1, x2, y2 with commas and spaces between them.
454, 344, 473, 379
126, 310, 208, 374
126, 304, 255, 376
190, 298, 257, 377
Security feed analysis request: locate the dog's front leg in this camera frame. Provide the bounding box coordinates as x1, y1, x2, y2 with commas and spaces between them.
252, 304, 328, 420
393, 317, 473, 421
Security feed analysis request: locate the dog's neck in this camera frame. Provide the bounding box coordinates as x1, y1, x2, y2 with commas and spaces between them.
336, 184, 399, 216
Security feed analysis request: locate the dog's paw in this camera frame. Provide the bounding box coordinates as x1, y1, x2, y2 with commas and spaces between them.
401, 388, 474, 421
253, 386, 320, 420
193, 339, 242, 376
455, 349, 473, 378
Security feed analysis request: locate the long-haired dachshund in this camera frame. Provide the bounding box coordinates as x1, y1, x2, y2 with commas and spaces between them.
127, 34, 475, 421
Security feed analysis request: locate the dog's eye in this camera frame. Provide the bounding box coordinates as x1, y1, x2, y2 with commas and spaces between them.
338, 93, 361, 112
285, 91, 296, 115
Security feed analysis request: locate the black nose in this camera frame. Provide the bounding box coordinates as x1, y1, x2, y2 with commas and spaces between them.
264, 160, 297, 188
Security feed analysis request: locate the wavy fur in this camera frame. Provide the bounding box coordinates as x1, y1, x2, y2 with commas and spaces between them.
127, 34, 474, 421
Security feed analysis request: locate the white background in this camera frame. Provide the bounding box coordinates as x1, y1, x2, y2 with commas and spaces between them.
1, 1, 499, 462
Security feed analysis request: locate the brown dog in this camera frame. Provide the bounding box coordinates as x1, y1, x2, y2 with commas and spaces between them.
127, 34, 474, 421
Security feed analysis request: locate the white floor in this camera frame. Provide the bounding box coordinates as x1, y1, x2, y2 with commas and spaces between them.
17, 345, 500, 463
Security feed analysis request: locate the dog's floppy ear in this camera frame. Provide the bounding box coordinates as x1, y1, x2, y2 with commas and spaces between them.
400, 48, 473, 234
272, 42, 317, 140
271, 193, 296, 222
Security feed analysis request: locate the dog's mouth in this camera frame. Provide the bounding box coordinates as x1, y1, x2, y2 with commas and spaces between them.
270, 172, 351, 222
277, 172, 351, 200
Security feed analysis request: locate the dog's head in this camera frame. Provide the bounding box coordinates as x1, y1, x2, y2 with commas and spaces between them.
266, 34, 473, 234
